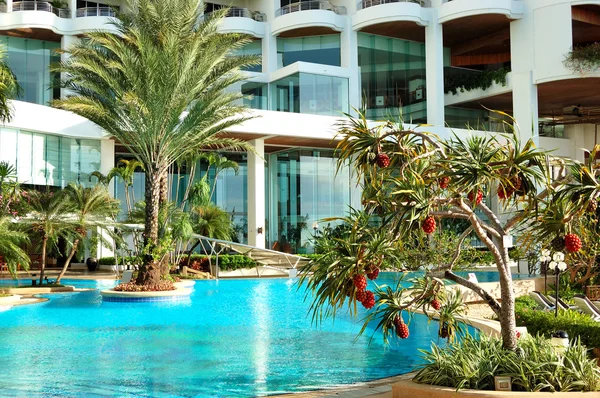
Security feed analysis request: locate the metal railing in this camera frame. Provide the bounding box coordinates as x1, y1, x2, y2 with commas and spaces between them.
357, 0, 424, 10
76, 7, 116, 17
203, 7, 266, 22
11, 1, 70, 18
275, 1, 347, 17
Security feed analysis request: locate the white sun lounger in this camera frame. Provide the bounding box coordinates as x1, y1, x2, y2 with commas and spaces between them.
573, 295, 600, 321
529, 291, 555, 311
120, 270, 134, 284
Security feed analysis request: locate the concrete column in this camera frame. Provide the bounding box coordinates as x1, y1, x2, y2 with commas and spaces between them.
262, 31, 278, 74
98, 139, 116, 260
60, 35, 79, 98
511, 71, 539, 143
100, 138, 115, 196
69, 0, 77, 18
6, 0, 12, 13
247, 139, 266, 248
510, 5, 538, 143
341, 21, 360, 114
425, 11, 444, 127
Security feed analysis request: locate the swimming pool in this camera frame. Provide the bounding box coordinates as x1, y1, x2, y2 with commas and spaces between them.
0, 275, 484, 397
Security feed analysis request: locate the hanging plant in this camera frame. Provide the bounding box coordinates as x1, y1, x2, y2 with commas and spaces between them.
444, 67, 510, 95
564, 42, 600, 74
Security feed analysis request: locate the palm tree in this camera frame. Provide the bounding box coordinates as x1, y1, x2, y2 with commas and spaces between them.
0, 44, 20, 123
20, 190, 76, 284
53, 0, 258, 285
185, 203, 234, 268
208, 155, 239, 201
0, 217, 30, 277
55, 184, 120, 283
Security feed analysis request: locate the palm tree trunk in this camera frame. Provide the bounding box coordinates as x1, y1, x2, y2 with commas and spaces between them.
210, 171, 219, 202
186, 240, 201, 267
136, 169, 163, 286
181, 161, 196, 211
159, 171, 170, 276
39, 236, 48, 285
57, 238, 79, 283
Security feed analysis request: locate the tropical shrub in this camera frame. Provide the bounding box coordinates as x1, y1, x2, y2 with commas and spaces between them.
179, 254, 257, 271
564, 42, 600, 74
516, 306, 600, 350
414, 334, 600, 392
113, 280, 174, 292
444, 67, 510, 95
98, 256, 140, 266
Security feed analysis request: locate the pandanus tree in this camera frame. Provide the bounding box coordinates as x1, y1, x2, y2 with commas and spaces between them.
301, 111, 556, 350
530, 145, 600, 287
55, 184, 120, 283
53, 0, 258, 286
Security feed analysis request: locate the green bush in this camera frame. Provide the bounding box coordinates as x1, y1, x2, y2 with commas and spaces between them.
414, 334, 600, 392
98, 256, 139, 266
516, 302, 600, 349
180, 254, 256, 271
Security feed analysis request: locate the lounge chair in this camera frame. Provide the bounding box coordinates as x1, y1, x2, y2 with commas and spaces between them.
545, 294, 576, 310
529, 291, 555, 311
573, 294, 600, 321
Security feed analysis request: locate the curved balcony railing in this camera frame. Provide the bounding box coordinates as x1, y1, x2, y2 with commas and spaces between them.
275, 1, 347, 17
203, 7, 266, 22
76, 7, 116, 17
10, 1, 70, 18
357, 0, 425, 10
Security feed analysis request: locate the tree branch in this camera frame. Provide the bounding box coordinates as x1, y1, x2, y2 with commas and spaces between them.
478, 202, 505, 235
444, 270, 502, 317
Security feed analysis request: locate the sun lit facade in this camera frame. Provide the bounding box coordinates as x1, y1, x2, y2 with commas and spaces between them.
0, 0, 598, 253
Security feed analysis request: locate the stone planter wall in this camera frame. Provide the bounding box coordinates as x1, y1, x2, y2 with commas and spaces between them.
392, 379, 593, 397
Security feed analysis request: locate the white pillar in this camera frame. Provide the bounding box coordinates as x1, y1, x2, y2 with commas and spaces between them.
6, 0, 12, 12
247, 139, 266, 248
98, 139, 115, 259
69, 0, 77, 18
100, 139, 115, 195
60, 35, 79, 99
510, 7, 538, 143
425, 10, 444, 127
341, 21, 360, 114
511, 71, 539, 143
262, 31, 277, 73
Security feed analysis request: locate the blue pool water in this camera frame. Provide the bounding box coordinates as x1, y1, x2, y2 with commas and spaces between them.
0, 274, 491, 397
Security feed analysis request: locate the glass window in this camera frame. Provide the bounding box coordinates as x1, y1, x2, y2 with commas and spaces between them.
358, 33, 427, 122
242, 82, 268, 110
277, 35, 341, 68
233, 40, 262, 73
0, 129, 101, 187
0, 36, 60, 106
269, 149, 356, 253
270, 72, 348, 116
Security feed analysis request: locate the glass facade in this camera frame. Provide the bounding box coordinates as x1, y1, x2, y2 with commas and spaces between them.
270, 72, 348, 116
358, 33, 438, 122
234, 40, 262, 73
0, 36, 61, 106
277, 35, 341, 68
445, 107, 504, 132
0, 128, 101, 187
268, 149, 355, 253
242, 82, 268, 110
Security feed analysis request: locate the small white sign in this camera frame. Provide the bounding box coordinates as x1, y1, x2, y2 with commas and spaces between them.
468, 273, 479, 284
503, 235, 513, 248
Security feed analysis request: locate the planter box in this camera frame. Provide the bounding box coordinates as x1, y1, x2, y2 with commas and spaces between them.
392, 379, 594, 397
